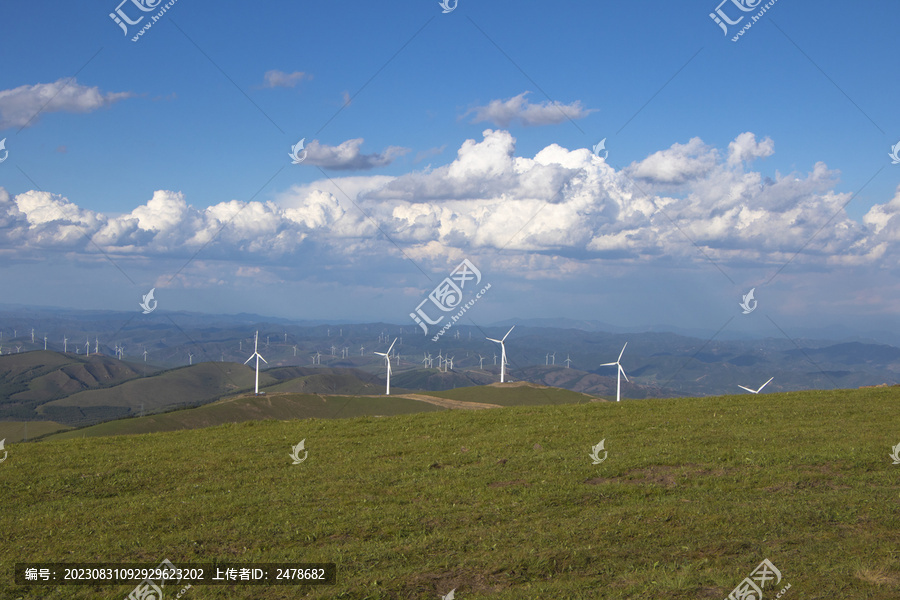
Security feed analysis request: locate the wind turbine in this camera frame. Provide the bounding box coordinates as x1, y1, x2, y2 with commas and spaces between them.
43, 336, 47, 350
374, 338, 397, 395
600, 343, 629, 402
551, 352, 556, 366
478, 354, 485, 369
63, 336, 68, 353
486, 326, 515, 383
244, 330, 267, 395
85, 337, 90, 355
188, 352, 193, 365
565, 355, 572, 369
738, 376, 774, 394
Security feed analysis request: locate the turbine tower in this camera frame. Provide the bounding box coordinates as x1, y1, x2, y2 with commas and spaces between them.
600, 342, 629, 402
243, 330, 267, 395
486, 326, 515, 383
374, 338, 397, 395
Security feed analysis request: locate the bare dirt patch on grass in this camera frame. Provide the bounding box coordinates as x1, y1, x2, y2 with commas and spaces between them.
397, 393, 502, 410
584, 464, 733, 487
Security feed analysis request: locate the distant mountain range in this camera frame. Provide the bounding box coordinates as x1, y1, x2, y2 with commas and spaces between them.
0, 306, 898, 435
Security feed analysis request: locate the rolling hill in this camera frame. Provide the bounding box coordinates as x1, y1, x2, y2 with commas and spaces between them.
41, 383, 600, 440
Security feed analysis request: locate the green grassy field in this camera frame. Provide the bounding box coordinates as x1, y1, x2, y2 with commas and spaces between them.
0, 420, 71, 443
1, 387, 899, 599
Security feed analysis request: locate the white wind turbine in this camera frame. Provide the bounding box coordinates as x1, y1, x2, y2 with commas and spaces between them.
63, 336, 68, 353
244, 330, 267, 395
486, 326, 515, 383
600, 342, 629, 402
738, 376, 774, 394
374, 338, 397, 395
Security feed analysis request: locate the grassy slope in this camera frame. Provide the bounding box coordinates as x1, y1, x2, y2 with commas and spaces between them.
424, 382, 599, 406
43, 393, 443, 440
41, 386, 591, 440
1, 388, 899, 599
0, 420, 71, 442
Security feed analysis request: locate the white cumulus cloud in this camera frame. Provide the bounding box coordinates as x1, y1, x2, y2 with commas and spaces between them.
465, 91, 596, 127
0, 79, 133, 129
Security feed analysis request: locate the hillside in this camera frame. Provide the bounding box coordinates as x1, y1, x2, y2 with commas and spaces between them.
41, 384, 597, 440
35, 361, 263, 426
5, 387, 898, 598
43, 393, 444, 440
0, 351, 150, 419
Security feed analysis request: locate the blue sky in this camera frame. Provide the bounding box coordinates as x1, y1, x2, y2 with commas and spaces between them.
1, 1, 899, 341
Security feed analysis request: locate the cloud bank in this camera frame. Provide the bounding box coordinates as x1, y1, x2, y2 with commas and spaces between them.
1, 130, 898, 276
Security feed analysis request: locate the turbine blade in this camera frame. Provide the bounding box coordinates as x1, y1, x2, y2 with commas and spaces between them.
738, 385, 755, 393
243, 357, 252, 365
599, 361, 616, 367
486, 337, 500, 343
502, 325, 515, 341
259, 356, 268, 364
617, 342, 627, 362
619, 366, 628, 381
387, 338, 397, 353
758, 376, 774, 391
